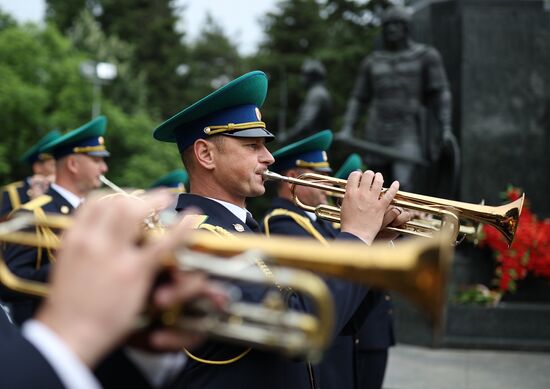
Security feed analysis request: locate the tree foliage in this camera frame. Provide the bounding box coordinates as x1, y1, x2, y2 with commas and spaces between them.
0, 21, 179, 188
68, 9, 148, 114
183, 13, 245, 104
97, 0, 189, 118
3, 0, 388, 189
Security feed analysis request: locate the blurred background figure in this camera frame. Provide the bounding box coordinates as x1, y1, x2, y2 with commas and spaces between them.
334, 152, 395, 389
1, 130, 61, 219
149, 169, 189, 224
0, 192, 223, 388
149, 169, 189, 193
334, 153, 363, 181
2, 116, 110, 325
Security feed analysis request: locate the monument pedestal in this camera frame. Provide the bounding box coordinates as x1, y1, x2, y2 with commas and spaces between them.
412, 0, 550, 218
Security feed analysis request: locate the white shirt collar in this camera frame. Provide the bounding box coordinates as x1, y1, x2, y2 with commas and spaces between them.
51, 183, 82, 209
206, 197, 249, 223
305, 211, 317, 221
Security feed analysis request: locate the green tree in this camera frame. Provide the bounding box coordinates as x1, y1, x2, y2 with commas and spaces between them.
0, 7, 16, 31
68, 9, 149, 114
253, 0, 327, 133
98, 0, 189, 118
45, 0, 99, 32
0, 23, 91, 180
183, 13, 244, 104
0, 20, 179, 187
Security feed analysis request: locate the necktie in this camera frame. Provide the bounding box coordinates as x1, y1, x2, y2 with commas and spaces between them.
0, 302, 14, 326
245, 213, 260, 232
317, 218, 337, 239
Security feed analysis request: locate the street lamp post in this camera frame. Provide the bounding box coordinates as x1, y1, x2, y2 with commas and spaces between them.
80, 61, 118, 119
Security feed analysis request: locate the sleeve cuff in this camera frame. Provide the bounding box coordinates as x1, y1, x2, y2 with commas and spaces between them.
22, 320, 101, 389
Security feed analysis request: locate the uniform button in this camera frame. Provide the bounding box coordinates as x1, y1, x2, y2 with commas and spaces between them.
388, 309, 393, 315
354, 338, 360, 345
385, 295, 391, 301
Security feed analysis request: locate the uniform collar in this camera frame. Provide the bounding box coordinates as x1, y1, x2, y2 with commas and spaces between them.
206, 197, 249, 223
50, 183, 82, 209
305, 211, 317, 221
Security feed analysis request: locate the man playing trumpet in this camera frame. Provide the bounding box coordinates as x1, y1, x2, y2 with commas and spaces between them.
1, 193, 225, 388
1, 130, 61, 220
2, 116, 110, 324
153, 70, 404, 389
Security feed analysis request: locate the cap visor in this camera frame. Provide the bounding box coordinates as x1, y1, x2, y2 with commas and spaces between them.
222, 128, 275, 141
87, 150, 111, 157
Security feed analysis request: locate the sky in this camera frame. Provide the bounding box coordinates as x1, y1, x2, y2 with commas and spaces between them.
0, 0, 278, 55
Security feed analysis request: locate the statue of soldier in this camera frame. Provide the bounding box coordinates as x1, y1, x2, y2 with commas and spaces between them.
281, 59, 332, 144
340, 6, 454, 192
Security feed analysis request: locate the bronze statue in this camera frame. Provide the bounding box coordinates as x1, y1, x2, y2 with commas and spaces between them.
340, 6, 454, 192
281, 59, 332, 144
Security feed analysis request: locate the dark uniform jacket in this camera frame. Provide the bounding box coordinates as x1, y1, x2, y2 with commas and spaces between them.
1, 186, 74, 324
262, 198, 395, 389
1, 179, 31, 219
0, 304, 65, 388
170, 194, 370, 389
0, 187, 154, 389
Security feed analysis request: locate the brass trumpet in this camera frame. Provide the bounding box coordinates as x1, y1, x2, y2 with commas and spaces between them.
263, 170, 523, 247
0, 212, 452, 361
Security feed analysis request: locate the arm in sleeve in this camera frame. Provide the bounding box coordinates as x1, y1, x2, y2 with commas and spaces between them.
264, 216, 371, 337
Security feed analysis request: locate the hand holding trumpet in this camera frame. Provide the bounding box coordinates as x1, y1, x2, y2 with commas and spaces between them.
35, 192, 226, 368
339, 170, 405, 244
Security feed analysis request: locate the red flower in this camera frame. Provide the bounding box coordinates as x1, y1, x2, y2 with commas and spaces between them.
479, 186, 550, 294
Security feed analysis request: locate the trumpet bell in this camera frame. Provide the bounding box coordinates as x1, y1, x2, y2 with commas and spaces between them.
263, 170, 524, 247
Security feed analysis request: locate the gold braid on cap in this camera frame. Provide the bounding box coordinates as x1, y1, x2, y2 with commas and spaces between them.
37, 153, 53, 161
295, 160, 330, 169
72, 145, 107, 154
203, 121, 266, 136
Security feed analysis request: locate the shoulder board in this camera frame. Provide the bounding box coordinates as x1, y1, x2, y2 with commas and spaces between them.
198, 223, 236, 238
2, 181, 25, 210
20, 195, 53, 212
263, 208, 328, 245
180, 214, 209, 229
2, 181, 24, 190
14, 194, 58, 267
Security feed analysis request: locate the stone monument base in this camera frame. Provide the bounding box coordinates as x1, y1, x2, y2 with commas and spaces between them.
393, 297, 550, 351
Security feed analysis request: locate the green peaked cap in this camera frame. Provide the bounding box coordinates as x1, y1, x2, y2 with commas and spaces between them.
20, 129, 62, 164
41, 116, 110, 159
271, 129, 333, 173
335, 153, 363, 179
150, 169, 189, 189
153, 71, 273, 151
